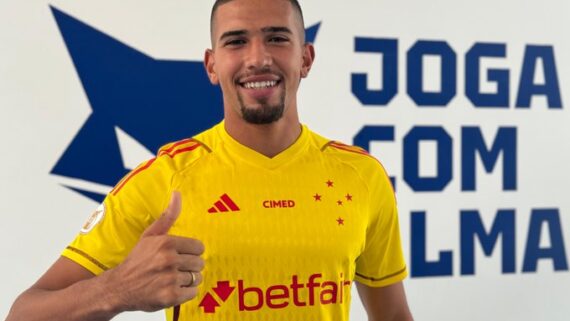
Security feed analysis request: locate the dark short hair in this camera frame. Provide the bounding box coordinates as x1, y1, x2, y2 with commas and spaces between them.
210, 0, 305, 43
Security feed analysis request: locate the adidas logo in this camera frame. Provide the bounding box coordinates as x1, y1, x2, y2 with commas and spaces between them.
208, 194, 240, 213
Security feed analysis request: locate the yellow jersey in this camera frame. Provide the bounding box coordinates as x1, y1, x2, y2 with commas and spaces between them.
63, 121, 407, 321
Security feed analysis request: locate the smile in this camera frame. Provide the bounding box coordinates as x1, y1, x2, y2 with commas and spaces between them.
240, 80, 280, 89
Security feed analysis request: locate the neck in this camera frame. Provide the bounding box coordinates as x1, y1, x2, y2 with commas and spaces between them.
224, 113, 301, 158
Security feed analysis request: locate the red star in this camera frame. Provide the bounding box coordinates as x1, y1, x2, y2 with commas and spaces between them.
337, 217, 345, 225
337, 200, 343, 206
345, 194, 353, 201
326, 180, 334, 187
313, 193, 322, 201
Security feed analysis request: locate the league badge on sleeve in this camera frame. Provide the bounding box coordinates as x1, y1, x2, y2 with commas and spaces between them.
80, 203, 106, 234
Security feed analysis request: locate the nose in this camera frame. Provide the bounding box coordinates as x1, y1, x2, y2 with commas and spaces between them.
246, 39, 272, 70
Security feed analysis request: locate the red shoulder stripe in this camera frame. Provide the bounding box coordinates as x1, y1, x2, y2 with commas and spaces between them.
328, 142, 370, 157
111, 158, 157, 195
161, 138, 196, 154
158, 142, 201, 158
327, 141, 396, 199
111, 139, 203, 196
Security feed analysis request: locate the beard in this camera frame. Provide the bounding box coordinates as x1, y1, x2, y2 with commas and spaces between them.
237, 90, 286, 125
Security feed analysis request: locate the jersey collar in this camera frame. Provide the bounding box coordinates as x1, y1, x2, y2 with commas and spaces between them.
215, 121, 310, 170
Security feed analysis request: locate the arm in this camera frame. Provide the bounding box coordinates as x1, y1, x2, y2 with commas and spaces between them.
356, 281, 413, 321
6, 192, 204, 321
6, 257, 121, 321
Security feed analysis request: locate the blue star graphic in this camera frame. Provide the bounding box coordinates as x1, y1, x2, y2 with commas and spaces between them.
49, 7, 321, 203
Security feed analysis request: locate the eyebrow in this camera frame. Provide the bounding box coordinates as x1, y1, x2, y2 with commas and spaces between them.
219, 29, 247, 42
261, 26, 293, 34
218, 26, 293, 42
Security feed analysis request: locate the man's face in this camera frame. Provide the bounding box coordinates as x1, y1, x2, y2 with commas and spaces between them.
205, 0, 314, 124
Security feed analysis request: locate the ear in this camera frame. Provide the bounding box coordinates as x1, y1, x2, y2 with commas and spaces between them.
300, 43, 315, 78
204, 49, 219, 84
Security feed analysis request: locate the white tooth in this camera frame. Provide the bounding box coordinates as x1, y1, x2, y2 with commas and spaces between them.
243, 81, 277, 89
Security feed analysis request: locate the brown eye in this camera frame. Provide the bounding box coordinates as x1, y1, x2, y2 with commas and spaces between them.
269, 36, 288, 43
225, 39, 246, 47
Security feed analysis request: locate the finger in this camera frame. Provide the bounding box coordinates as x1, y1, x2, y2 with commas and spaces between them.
177, 254, 205, 272
176, 286, 200, 304
172, 236, 205, 255
179, 271, 203, 288
143, 191, 182, 237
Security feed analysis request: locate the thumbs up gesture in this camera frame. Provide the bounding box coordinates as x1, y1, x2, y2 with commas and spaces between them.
103, 191, 205, 312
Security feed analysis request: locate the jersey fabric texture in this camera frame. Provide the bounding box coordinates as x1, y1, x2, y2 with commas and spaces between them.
62, 121, 407, 321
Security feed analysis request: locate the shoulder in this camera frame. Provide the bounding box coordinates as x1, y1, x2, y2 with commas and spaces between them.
309, 129, 386, 174
110, 130, 215, 197
307, 129, 394, 194
150, 125, 219, 174
105, 129, 215, 219
155, 137, 212, 172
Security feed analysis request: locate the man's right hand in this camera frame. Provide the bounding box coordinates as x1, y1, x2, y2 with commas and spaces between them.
5, 191, 205, 321
104, 191, 205, 312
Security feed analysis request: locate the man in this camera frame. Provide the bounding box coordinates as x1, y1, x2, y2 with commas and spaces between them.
6, 0, 413, 320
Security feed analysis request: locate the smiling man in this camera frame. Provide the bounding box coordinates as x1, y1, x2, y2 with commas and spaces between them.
206, 0, 314, 158
6, 1, 413, 321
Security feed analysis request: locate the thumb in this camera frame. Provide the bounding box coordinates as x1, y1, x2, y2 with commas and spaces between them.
143, 191, 182, 237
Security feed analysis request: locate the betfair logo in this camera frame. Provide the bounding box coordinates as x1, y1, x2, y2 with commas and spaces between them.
199, 281, 235, 313
207, 194, 240, 213
198, 273, 351, 313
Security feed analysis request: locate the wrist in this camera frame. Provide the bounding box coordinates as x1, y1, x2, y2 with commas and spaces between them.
96, 269, 128, 317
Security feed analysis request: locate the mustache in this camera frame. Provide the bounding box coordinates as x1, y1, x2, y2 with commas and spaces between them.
235, 68, 282, 81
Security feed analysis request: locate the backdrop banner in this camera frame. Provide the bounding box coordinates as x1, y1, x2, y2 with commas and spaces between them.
1, 1, 569, 320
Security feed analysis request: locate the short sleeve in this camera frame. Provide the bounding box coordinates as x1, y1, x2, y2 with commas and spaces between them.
354, 162, 408, 287
61, 156, 174, 275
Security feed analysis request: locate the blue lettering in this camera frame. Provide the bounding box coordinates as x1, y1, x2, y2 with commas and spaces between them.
461, 127, 517, 191
516, 45, 563, 108
407, 40, 456, 106
522, 209, 568, 272
351, 38, 398, 105
411, 211, 453, 277
460, 210, 516, 275
404, 126, 452, 191
465, 43, 509, 108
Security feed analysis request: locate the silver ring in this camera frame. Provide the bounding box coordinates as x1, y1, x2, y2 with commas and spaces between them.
187, 271, 196, 287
